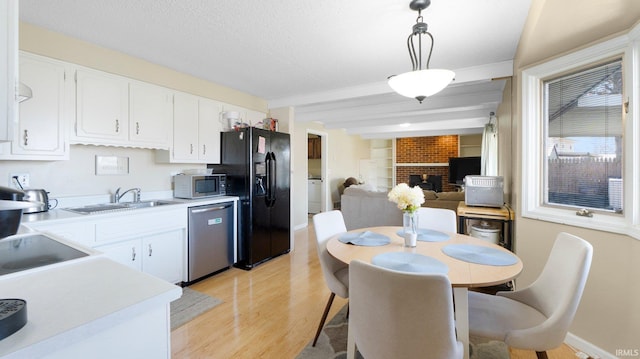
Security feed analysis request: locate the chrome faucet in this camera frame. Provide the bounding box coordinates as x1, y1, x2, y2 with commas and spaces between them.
113, 187, 141, 203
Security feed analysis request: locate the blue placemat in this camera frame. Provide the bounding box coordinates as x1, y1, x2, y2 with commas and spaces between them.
338, 231, 391, 246
395, 229, 450, 242
441, 244, 518, 266
371, 252, 449, 274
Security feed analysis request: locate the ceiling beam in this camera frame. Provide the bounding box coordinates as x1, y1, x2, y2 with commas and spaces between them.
267, 60, 513, 108
296, 89, 503, 123
324, 108, 494, 129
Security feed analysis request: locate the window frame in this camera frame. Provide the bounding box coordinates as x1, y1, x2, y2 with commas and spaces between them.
521, 25, 640, 239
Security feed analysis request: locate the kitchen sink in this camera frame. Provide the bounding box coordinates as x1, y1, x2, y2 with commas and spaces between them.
63, 200, 179, 215
0, 234, 89, 275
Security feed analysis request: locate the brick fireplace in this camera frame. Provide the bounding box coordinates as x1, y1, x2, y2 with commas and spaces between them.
395, 135, 460, 192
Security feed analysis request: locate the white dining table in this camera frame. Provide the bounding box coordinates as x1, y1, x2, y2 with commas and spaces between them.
326, 226, 523, 359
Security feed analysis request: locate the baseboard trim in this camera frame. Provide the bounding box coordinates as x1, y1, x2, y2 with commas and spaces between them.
294, 222, 308, 231
566, 332, 616, 359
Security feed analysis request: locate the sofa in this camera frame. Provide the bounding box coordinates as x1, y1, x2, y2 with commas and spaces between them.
340, 186, 465, 230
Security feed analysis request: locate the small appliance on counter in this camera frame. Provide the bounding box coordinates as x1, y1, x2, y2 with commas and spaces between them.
11, 177, 53, 214
173, 173, 226, 199
464, 176, 504, 207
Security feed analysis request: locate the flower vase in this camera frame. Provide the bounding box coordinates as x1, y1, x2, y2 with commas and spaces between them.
402, 211, 419, 247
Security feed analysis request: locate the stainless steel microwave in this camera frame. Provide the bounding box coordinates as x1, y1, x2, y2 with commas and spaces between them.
174, 174, 226, 199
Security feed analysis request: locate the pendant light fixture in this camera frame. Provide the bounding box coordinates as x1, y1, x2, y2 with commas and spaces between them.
388, 0, 454, 103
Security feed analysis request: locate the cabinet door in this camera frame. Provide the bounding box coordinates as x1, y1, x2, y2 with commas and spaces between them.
198, 98, 223, 163
142, 230, 185, 284
97, 240, 143, 272
11, 54, 66, 156
129, 81, 172, 148
75, 69, 129, 143
0, 0, 17, 142
172, 92, 199, 161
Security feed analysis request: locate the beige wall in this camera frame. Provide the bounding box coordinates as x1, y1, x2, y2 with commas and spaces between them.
19, 23, 267, 111
511, 0, 640, 353
292, 121, 370, 229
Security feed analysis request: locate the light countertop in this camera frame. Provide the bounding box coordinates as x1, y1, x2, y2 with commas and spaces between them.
19, 195, 239, 225
0, 255, 181, 358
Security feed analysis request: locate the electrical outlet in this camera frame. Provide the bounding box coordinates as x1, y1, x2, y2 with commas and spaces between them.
9, 173, 30, 189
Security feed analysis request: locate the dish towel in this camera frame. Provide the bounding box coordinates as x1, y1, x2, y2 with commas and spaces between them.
371, 252, 449, 273
338, 231, 391, 246
395, 229, 450, 242
441, 244, 518, 266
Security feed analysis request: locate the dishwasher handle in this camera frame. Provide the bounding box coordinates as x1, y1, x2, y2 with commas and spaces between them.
190, 204, 233, 214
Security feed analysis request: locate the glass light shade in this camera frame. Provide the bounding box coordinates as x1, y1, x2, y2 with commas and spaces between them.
388, 69, 455, 102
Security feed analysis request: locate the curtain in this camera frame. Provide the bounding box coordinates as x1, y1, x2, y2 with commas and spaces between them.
481, 115, 498, 176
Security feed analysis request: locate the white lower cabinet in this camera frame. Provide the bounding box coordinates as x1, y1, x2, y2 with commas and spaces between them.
97, 239, 142, 271
141, 230, 184, 283
97, 229, 184, 284
94, 209, 186, 284
27, 207, 187, 284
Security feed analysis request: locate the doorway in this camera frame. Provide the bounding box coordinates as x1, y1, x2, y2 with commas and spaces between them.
307, 131, 328, 215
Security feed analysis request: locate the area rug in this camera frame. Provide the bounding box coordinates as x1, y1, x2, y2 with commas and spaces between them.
296, 305, 509, 359
170, 287, 222, 330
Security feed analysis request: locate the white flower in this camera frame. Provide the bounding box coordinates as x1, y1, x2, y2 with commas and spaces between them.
387, 183, 425, 213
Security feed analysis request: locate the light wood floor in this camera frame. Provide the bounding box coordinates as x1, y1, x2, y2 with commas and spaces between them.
171, 224, 577, 359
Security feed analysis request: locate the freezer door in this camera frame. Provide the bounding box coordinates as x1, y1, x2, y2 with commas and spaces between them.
268, 131, 291, 256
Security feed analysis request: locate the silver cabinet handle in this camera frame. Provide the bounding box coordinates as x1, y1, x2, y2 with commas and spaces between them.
148, 243, 153, 257
136, 122, 140, 135
191, 205, 231, 213
115, 119, 119, 133
23, 129, 28, 146
202, 144, 206, 155
190, 144, 194, 154
131, 247, 136, 261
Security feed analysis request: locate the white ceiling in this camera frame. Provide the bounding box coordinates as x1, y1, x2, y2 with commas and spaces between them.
19, 0, 532, 139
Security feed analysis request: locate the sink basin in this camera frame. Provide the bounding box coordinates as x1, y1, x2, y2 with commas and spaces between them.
122, 200, 176, 209
63, 200, 179, 215
0, 234, 89, 275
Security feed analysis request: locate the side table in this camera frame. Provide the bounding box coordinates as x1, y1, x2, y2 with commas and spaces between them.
456, 202, 515, 251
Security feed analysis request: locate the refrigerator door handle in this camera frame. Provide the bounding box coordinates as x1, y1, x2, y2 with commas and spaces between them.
266, 152, 277, 207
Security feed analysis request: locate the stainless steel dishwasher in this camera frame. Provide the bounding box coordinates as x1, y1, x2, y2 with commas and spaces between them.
187, 202, 234, 283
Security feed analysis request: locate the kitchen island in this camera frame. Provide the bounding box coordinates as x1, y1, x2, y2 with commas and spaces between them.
0, 251, 181, 358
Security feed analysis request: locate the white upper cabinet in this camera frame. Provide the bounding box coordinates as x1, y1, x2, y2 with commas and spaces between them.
157, 92, 223, 164
129, 81, 172, 148
198, 98, 223, 163
0, 52, 70, 160
75, 68, 129, 144
0, 0, 18, 142
170, 92, 199, 161
74, 68, 172, 149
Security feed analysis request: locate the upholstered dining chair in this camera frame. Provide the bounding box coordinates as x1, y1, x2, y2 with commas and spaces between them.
468, 232, 593, 359
416, 207, 457, 233
311, 210, 349, 347
348, 260, 463, 359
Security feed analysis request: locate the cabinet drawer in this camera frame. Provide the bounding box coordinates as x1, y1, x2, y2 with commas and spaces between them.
95, 208, 186, 243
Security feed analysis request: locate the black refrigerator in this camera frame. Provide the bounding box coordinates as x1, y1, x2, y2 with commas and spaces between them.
208, 128, 291, 269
